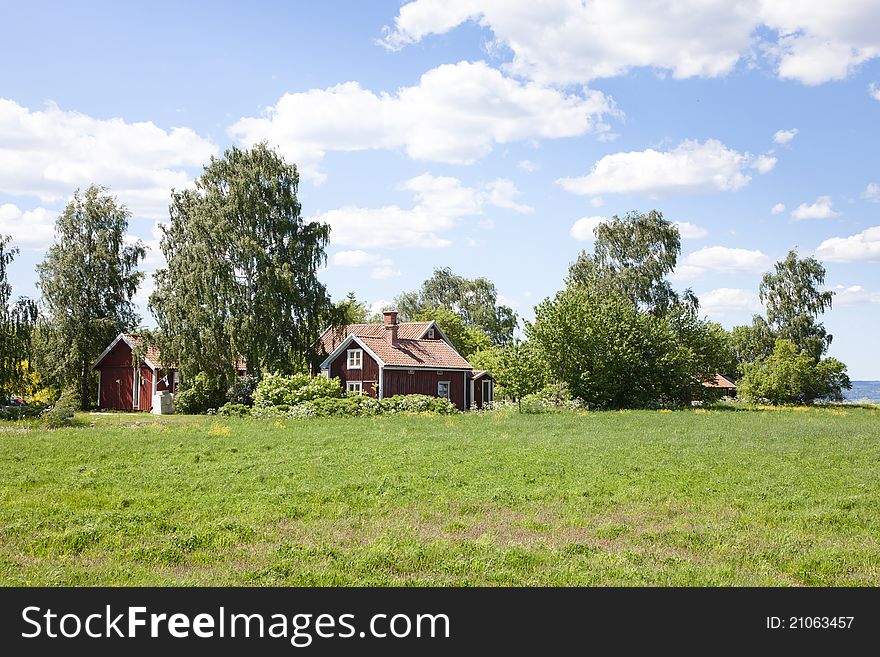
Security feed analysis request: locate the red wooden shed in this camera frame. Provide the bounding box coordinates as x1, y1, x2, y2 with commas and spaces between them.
90, 334, 178, 411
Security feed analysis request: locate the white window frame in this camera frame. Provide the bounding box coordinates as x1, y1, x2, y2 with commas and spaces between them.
482, 379, 493, 404
438, 381, 450, 399
346, 381, 363, 395
427, 328, 435, 339
347, 348, 363, 370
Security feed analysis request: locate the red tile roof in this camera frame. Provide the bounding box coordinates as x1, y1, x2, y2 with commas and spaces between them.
317, 321, 432, 355
358, 336, 472, 369
702, 374, 736, 389
123, 334, 247, 372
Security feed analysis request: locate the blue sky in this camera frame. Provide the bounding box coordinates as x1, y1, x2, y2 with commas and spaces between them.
1, 1, 879, 377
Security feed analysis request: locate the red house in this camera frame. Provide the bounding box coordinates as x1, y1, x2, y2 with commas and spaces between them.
316, 311, 494, 410
90, 333, 179, 411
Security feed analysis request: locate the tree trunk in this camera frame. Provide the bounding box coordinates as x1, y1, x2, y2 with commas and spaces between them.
80, 361, 90, 411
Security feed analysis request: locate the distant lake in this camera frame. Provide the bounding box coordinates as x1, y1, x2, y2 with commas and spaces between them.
844, 381, 880, 403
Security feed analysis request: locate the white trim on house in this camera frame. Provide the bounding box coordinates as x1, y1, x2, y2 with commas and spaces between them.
482, 379, 494, 405
347, 348, 363, 369
89, 333, 161, 371
469, 378, 475, 410
463, 371, 468, 409
417, 321, 454, 348
378, 366, 384, 400
319, 334, 385, 371
97, 370, 102, 408
346, 381, 363, 395
132, 368, 140, 410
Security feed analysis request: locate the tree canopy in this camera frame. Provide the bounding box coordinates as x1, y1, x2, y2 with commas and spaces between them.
394, 267, 517, 344
150, 143, 332, 389
0, 236, 37, 400
568, 210, 696, 316
36, 186, 144, 408
759, 250, 833, 361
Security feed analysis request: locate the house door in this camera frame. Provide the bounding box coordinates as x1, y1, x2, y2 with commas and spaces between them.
482, 380, 493, 406
100, 367, 134, 410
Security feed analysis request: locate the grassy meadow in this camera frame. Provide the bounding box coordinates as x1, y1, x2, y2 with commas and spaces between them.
1, 405, 879, 586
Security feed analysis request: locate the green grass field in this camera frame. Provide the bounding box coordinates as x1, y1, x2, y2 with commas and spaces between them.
1, 406, 879, 586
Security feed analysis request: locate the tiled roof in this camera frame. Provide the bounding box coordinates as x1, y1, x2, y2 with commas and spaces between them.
358, 336, 473, 370
124, 334, 165, 368
317, 321, 432, 355
123, 334, 247, 372
703, 374, 736, 389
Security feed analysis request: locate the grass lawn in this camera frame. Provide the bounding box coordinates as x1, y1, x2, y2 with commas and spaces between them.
1, 406, 879, 586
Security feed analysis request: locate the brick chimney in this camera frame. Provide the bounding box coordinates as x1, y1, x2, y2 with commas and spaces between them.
383, 310, 399, 345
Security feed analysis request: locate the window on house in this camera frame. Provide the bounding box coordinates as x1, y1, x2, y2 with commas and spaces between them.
347, 381, 363, 395
347, 348, 363, 369
438, 381, 450, 399
427, 328, 435, 339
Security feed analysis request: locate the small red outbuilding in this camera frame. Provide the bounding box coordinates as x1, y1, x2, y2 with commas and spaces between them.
90, 333, 178, 411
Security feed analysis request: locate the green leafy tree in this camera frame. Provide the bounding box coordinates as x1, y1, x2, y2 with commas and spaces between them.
395, 267, 517, 344
0, 236, 37, 399
333, 292, 370, 325
36, 187, 145, 409
528, 285, 729, 408
471, 341, 548, 410
738, 339, 851, 404
730, 317, 776, 371
413, 307, 492, 357
150, 143, 332, 391
568, 210, 696, 316
759, 250, 834, 361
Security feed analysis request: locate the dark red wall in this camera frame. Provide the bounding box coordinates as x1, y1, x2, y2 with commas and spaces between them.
383, 369, 467, 410
329, 347, 380, 397
96, 339, 155, 411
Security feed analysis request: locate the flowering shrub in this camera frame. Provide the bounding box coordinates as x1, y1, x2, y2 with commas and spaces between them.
252, 372, 342, 410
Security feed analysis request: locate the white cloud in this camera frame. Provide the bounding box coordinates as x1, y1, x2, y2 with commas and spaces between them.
0, 203, 56, 249
380, 1, 880, 86
0, 99, 216, 219
332, 250, 393, 268
229, 61, 617, 184
675, 245, 771, 280
791, 195, 841, 221
557, 139, 774, 197
484, 178, 533, 214
569, 215, 607, 241
831, 284, 880, 306
870, 83, 880, 102
699, 287, 762, 318
773, 128, 799, 144
310, 173, 528, 249
370, 266, 402, 280
368, 299, 392, 316
861, 183, 880, 202
771, 202, 786, 215
674, 221, 708, 239
517, 159, 538, 172
815, 226, 880, 262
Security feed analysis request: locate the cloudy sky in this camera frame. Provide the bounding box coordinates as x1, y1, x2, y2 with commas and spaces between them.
1, 1, 879, 377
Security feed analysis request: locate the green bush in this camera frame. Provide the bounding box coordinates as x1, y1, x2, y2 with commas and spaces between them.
738, 339, 851, 405
216, 402, 250, 417
252, 372, 342, 410
42, 390, 78, 428
379, 394, 458, 415
175, 373, 226, 414
226, 375, 258, 406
